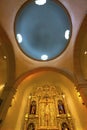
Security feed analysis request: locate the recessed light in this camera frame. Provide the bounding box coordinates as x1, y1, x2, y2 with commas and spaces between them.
65, 30, 70, 40
17, 34, 22, 43
0, 84, 5, 90
41, 54, 48, 60
35, 0, 47, 5
3, 56, 7, 59
84, 51, 87, 55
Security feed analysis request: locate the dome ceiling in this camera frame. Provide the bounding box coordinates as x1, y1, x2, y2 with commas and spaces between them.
14, 0, 72, 61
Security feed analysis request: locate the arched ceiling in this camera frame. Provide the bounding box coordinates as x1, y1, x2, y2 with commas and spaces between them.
0, 1, 87, 128
74, 15, 87, 81
80, 23, 87, 80
0, 41, 7, 96
0, 25, 15, 96
15, 70, 74, 94
0, 0, 87, 83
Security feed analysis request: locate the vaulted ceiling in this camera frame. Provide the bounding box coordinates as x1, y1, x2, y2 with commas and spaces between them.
0, 0, 87, 91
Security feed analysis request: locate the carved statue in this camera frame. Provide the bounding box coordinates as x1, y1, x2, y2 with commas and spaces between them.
30, 101, 36, 114
58, 100, 66, 114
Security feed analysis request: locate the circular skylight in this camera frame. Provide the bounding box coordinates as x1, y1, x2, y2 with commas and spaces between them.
14, 0, 72, 61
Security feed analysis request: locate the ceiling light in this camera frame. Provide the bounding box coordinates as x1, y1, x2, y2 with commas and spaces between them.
65, 30, 70, 40
41, 54, 48, 60
3, 56, 7, 59
0, 84, 5, 90
35, 0, 47, 5
17, 34, 22, 43
84, 51, 87, 55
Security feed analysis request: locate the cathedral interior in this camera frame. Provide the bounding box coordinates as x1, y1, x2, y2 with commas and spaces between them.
0, 0, 87, 130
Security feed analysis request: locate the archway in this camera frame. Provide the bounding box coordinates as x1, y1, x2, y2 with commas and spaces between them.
1, 69, 87, 130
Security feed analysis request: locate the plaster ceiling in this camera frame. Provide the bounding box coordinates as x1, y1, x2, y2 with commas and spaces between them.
0, 0, 87, 88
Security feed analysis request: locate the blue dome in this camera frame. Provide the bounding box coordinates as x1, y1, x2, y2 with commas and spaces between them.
14, 0, 72, 61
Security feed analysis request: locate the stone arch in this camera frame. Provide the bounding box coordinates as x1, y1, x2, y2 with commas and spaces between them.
0, 24, 16, 122
74, 14, 87, 83
0, 24, 16, 86
14, 67, 75, 90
